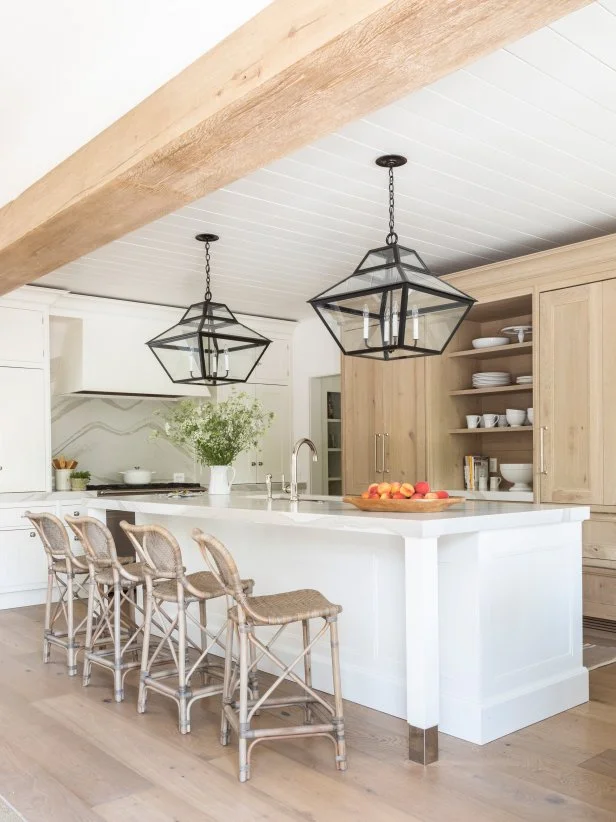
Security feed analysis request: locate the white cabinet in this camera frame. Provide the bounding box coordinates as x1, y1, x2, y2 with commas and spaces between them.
0, 527, 48, 604
216, 384, 290, 484
0, 368, 48, 492
249, 339, 290, 385
0, 306, 45, 366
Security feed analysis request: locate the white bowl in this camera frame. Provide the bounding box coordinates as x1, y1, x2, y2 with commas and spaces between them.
472, 337, 510, 349
500, 463, 533, 491
505, 408, 526, 426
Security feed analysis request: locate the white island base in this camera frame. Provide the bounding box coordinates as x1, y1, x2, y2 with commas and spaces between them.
88, 495, 590, 764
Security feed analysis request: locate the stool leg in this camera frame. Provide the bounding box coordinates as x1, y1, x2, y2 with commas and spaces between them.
177, 587, 190, 734
113, 579, 123, 702
198, 598, 209, 685
238, 622, 250, 782
82, 573, 95, 687
220, 616, 233, 747
43, 568, 53, 663
66, 572, 77, 676
302, 619, 313, 724
329, 616, 347, 771
138, 580, 153, 714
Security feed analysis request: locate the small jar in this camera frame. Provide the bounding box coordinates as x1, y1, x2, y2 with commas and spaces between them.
55, 469, 72, 491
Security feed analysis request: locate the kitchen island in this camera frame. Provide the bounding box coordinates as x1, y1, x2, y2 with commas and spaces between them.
83, 492, 589, 764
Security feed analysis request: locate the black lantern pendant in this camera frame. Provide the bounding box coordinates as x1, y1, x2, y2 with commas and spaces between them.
147, 233, 271, 385
309, 155, 476, 360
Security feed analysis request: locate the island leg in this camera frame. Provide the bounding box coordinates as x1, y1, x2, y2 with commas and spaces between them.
404, 535, 439, 764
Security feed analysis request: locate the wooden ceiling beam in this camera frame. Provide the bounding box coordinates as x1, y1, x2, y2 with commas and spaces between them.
0, 0, 590, 295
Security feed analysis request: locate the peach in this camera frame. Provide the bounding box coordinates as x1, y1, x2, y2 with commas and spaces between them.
361, 491, 370, 499
390, 481, 401, 493
414, 481, 430, 495
377, 482, 392, 495
380, 492, 391, 500
425, 492, 439, 500
368, 483, 379, 494
410, 492, 424, 499
392, 492, 406, 499
435, 490, 449, 499
400, 483, 415, 498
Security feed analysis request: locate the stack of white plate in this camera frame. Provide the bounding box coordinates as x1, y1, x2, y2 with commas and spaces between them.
472, 371, 511, 388
515, 375, 533, 385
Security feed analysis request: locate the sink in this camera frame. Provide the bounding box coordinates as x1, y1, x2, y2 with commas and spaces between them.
246, 493, 342, 504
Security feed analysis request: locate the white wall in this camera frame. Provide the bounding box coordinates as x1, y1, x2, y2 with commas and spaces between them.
0, 0, 271, 207
292, 317, 341, 487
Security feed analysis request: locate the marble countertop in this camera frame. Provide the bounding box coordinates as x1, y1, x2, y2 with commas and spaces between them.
84, 492, 589, 539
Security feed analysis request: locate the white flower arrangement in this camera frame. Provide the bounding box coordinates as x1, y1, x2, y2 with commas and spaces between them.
154, 393, 273, 466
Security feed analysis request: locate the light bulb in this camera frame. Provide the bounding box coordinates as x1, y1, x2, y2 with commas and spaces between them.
363, 305, 369, 341
412, 306, 419, 342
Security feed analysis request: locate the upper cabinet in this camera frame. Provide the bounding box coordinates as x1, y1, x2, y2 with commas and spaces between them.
0, 306, 45, 367
0, 368, 48, 492
539, 284, 603, 505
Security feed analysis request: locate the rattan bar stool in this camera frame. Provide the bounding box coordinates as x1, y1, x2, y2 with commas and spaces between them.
25, 511, 90, 675
119, 521, 256, 734
192, 528, 347, 783
65, 515, 149, 702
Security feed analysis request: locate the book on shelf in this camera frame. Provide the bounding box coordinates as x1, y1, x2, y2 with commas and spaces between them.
464, 455, 489, 491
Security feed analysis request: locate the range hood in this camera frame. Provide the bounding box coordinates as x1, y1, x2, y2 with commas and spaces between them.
51, 315, 211, 399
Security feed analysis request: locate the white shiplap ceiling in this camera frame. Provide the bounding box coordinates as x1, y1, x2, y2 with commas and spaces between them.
40, 1, 616, 320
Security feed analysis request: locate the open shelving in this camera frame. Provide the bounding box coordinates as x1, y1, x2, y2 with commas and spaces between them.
449, 426, 533, 435
448, 341, 532, 360
449, 384, 533, 397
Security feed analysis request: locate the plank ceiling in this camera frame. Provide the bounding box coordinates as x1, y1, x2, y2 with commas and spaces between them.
40, 1, 616, 320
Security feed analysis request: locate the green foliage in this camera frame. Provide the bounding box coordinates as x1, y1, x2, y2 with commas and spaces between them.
70, 470, 91, 480
154, 393, 274, 466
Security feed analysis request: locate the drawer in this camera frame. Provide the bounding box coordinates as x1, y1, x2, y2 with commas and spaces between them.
583, 516, 616, 568
59, 505, 84, 521
0, 505, 55, 530
583, 566, 616, 620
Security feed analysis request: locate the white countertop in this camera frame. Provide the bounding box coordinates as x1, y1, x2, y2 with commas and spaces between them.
0, 491, 97, 508
82, 492, 588, 539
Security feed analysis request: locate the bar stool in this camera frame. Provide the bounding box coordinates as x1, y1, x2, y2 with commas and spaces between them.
192, 528, 347, 783
119, 521, 256, 734
25, 511, 90, 675
65, 515, 148, 702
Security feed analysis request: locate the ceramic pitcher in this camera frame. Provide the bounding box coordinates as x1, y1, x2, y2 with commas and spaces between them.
208, 465, 236, 495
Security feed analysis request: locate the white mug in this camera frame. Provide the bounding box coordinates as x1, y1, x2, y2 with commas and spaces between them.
478, 477, 488, 491
482, 413, 498, 429
489, 476, 502, 491
208, 465, 237, 495
466, 414, 481, 429
497, 415, 508, 427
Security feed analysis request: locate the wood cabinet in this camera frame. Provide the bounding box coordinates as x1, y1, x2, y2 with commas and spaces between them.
342, 357, 425, 495
539, 283, 604, 504
0, 367, 48, 493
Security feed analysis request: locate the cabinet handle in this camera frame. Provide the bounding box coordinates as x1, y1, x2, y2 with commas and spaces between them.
0, 466, 3, 471
539, 426, 548, 475
251, 461, 257, 467
374, 433, 381, 473
29, 531, 36, 538
258, 461, 263, 466
73, 511, 79, 516
382, 433, 389, 474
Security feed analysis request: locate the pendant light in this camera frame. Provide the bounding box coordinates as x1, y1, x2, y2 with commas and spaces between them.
309, 155, 476, 360
147, 233, 271, 385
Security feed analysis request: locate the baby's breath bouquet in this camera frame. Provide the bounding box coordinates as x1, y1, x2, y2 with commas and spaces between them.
155, 393, 273, 466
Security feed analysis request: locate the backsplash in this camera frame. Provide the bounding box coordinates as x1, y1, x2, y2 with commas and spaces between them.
51, 396, 204, 485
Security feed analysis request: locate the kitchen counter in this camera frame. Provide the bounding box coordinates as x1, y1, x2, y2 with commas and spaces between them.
82, 491, 589, 763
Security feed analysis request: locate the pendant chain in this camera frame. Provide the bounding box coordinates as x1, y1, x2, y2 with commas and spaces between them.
204, 240, 212, 301
386, 166, 398, 246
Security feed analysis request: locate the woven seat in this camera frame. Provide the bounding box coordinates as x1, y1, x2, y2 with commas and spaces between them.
52, 557, 89, 574
94, 562, 146, 587
154, 571, 254, 603
230, 589, 341, 626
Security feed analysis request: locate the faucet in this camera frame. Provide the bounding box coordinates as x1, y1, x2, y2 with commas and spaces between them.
290, 438, 318, 502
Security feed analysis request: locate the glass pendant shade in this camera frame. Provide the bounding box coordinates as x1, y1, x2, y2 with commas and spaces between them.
309, 155, 476, 360
147, 234, 270, 385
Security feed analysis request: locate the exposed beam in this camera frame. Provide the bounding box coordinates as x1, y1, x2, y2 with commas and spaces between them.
0, 0, 590, 295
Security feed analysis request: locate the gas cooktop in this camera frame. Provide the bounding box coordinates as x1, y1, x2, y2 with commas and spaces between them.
87, 482, 205, 497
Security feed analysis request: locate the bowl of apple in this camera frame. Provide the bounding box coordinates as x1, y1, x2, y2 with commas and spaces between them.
344, 481, 464, 512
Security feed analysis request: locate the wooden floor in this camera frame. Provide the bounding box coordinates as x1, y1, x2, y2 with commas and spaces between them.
2, 607, 616, 822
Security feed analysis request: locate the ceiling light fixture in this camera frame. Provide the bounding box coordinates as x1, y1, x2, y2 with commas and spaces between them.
308, 155, 476, 360
147, 233, 270, 385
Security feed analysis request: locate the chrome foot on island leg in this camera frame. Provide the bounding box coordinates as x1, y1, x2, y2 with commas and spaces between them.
408, 724, 438, 765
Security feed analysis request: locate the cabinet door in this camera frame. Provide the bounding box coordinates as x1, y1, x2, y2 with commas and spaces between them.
0, 368, 48, 492
0, 307, 45, 365
341, 357, 379, 494
250, 339, 290, 385
539, 284, 603, 504
602, 280, 616, 505
0, 528, 47, 594
255, 385, 290, 482
383, 358, 427, 484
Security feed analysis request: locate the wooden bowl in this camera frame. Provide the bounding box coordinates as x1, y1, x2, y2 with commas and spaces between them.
343, 495, 465, 513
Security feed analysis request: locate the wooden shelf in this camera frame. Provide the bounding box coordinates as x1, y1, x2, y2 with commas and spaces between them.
448, 341, 532, 360
450, 384, 533, 397
449, 426, 534, 434
327, 418, 341, 422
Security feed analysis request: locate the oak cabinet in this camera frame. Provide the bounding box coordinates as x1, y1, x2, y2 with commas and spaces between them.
342, 357, 425, 495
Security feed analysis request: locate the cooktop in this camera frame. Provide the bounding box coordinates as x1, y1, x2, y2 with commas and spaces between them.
87, 482, 205, 496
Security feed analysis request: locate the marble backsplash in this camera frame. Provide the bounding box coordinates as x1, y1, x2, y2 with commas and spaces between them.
51, 396, 205, 485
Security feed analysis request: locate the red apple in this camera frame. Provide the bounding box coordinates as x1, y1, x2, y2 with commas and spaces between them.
392, 492, 406, 499
368, 483, 379, 494
415, 481, 430, 495
410, 493, 425, 499
436, 490, 449, 499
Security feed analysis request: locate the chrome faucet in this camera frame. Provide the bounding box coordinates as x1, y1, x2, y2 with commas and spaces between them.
290, 437, 318, 502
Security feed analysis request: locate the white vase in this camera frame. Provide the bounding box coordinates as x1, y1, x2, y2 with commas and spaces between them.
208, 465, 236, 495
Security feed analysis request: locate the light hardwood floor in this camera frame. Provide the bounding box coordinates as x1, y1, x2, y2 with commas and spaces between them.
1, 605, 616, 822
